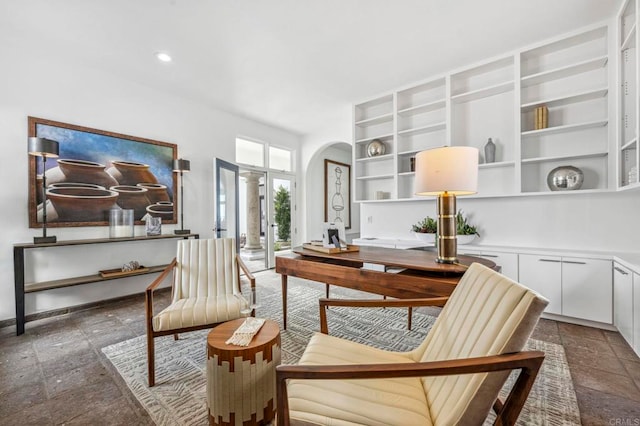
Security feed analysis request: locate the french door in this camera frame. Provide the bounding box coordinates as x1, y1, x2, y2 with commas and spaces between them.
214, 158, 240, 251
266, 172, 295, 268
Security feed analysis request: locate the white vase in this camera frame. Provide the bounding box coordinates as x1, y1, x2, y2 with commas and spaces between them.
414, 232, 436, 243
457, 234, 476, 245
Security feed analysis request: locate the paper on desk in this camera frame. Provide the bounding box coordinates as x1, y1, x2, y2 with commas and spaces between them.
225, 317, 266, 346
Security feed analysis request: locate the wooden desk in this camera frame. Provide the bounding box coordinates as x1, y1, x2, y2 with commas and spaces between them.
275, 246, 496, 329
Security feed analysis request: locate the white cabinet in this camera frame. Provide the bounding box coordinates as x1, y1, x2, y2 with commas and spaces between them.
518, 254, 612, 323
614, 263, 634, 345
634, 272, 640, 355
352, 23, 612, 201
459, 249, 518, 281
519, 254, 562, 315
562, 258, 612, 324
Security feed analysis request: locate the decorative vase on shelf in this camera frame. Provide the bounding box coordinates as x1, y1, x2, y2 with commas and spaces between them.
546, 166, 584, 191
484, 138, 496, 163
366, 139, 386, 157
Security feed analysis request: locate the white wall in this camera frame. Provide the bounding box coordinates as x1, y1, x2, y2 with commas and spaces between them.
0, 42, 300, 322
305, 143, 360, 242
360, 190, 640, 252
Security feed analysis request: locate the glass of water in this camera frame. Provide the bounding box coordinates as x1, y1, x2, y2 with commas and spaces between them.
237, 288, 258, 316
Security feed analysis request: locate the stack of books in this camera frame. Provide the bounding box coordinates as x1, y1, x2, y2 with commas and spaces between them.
534, 106, 548, 130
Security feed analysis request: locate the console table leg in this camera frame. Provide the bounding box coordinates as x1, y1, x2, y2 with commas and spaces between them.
281, 274, 288, 330
14, 247, 25, 336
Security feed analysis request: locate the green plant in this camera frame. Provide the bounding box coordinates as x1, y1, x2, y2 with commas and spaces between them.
411, 216, 437, 233
274, 241, 282, 251
456, 210, 480, 236
274, 185, 291, 241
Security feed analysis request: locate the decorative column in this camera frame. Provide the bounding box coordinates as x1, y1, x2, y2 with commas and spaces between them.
241, 172, 262, 250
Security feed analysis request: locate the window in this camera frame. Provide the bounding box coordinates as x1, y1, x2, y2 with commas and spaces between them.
236, 138, 264, 167
269, 146, 292, 172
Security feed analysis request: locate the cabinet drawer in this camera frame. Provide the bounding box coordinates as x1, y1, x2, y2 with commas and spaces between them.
519, 254, 562, 315
562, 258, 612, 324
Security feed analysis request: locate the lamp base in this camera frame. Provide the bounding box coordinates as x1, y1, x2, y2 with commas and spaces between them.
34, 235, 57, 244
174, 229, 191, 235
436, 257, 457, 264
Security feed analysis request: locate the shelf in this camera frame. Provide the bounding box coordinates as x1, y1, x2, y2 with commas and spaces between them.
622, 24, 637, 50
521, 188, 611, 196
521, 151, 608, 165
622, 137, 638, 151
397, 99, 446, 116
355, 133, 394, 144
521, 56, 608, 87
355, 154, 394, 163
355, 113, 394, 127
521, 120, 608, 137
521, 87, 608, 111
450, 81, 514, 104
398, 171, 416, 177
397, 122, 446, 136
356, 174, 395, 181
479, 161, 516, 169
25, 264, 169, 293
14, 233, 199, 249
398, 149, 422, 156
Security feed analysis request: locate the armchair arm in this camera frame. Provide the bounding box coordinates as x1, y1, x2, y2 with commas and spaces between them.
319, 297, 448, 334
145, 258, 177, 323
235, 254, 255, 289
276, 351, 545, 426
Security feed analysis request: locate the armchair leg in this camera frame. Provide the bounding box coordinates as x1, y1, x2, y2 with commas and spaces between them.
174, 333, 179, 341
147, 332, 156, 387
325, 283, 330, 298
407, 307, 412, 330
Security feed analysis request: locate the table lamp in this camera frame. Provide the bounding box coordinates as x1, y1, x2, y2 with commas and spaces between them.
414, 146, 478, 264
28, 137, 60, 244
172, 158, 191, 235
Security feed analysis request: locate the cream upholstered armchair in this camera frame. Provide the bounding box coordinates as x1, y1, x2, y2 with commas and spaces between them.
146, 238, 253, 387
276, 263, 549, 426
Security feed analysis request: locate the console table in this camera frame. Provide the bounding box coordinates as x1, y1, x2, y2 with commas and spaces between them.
13, 233, 199, 335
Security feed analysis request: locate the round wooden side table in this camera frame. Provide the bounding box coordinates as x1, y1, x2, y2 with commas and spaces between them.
206, 318, 281, 426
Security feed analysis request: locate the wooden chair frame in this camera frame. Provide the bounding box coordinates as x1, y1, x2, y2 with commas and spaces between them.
276, 297, 544, 426
146, 253, 254, 387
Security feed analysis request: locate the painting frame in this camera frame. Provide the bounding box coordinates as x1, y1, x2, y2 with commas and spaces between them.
324, 159, 351, 229
28, 116, 178, 228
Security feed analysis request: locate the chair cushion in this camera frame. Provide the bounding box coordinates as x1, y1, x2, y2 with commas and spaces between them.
288, 333, 433, 426
152, 294, 242, 332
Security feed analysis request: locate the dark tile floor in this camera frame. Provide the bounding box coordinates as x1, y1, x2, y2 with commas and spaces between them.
1, 279, 640, 425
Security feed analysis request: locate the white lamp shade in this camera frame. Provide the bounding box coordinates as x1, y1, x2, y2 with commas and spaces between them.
414, 146, 479, 196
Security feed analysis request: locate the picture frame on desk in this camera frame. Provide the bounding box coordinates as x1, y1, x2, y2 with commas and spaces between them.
28, 116, 178, 228
324, 159, 351, 229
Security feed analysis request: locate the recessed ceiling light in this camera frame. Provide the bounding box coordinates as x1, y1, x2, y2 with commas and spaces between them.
155, 52, 172, 62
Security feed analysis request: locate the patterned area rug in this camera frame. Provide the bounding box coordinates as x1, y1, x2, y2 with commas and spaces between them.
102, 270, 581, 425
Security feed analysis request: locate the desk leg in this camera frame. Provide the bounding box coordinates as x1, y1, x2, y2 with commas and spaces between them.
281, 274, 288, 330
14, 247, 25, 336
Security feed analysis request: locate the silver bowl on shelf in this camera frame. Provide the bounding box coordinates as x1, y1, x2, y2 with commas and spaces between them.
547, 166, 584, 191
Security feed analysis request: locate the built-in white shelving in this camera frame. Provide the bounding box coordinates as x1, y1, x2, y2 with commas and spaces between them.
353, 22, 615, 201
619, 0, 639, 188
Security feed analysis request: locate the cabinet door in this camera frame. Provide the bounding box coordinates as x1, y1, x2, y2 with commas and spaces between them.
479, 251, 518, 281
519, 254, 561, 314
614, 264, 634, 346
562, 258, 612, 324
634, 273, 640, 356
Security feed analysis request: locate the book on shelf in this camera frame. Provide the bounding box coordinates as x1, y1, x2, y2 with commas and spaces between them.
534, 106, 548, 130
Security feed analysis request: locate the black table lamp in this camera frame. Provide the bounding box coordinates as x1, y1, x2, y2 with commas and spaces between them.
173, 158, 191, 235
28, 137, 59, 244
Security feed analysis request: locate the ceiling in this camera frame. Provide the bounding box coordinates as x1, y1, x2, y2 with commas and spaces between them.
1, 0, 620, 137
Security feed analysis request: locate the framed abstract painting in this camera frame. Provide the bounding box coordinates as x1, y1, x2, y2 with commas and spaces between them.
324, 159, 351, 229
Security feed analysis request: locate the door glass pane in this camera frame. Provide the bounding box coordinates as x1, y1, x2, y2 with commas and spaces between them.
236, 138, 264, 167
269, 146, 292, 171
215, 158, 239, 249
269, 175, 293, 268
